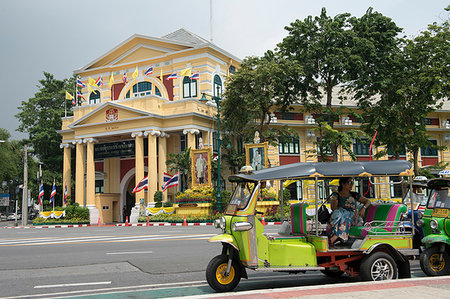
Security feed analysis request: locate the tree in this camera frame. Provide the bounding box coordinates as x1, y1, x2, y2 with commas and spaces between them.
359, 13, 449, 175
278, 7, 401, 161
222, 51, 301, 147
0, 129, 21, 184
16, 72, 76, 205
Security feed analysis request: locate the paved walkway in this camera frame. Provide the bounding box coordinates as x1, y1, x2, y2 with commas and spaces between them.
175, 276, 450, 299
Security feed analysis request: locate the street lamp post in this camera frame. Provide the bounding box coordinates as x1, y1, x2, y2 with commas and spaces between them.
213, 89, 222, 213
201, 87, 223, 213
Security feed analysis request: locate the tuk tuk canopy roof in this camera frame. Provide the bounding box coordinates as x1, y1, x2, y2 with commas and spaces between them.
229, 160, 413, 182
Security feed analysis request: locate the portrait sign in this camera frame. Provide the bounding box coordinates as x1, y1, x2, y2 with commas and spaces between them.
245, 142, 269, 171
191, 147, 212, 187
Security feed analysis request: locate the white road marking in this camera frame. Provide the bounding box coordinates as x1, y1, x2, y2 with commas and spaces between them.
106, 251, 153, 255
34, 281, 111, 288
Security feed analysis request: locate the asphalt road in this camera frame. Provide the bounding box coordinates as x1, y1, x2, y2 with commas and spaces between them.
0, 224, 427, 298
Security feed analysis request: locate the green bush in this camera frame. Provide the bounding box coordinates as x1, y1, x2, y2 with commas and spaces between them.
33, 204, 90, 225
154, 191, 163, 207
163, 201, 173, 207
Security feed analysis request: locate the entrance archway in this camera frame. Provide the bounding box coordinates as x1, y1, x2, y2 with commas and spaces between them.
120, 167, 148, 222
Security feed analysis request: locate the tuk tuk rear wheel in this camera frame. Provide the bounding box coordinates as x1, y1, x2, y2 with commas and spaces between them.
360, 252, 397, 281
420, 246, 450, 276
206, 254, 241, 292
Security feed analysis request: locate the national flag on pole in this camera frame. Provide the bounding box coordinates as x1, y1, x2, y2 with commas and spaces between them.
167, 72, 177, 80
49, 180, 56, 203
144, 65, 153, 76
190, 71, 199, 80
180, 67, 191, 77
109, 73, 114, 86
77, 90, 85, 102
132, 176, 148, 193
77, 78, 86, 88
95, 76, 103, 87
38, 184, 44, 205
64, 182, 68, 204
132, 66, 139, 80
122, 72, 127, 84
162, 172, 179, 192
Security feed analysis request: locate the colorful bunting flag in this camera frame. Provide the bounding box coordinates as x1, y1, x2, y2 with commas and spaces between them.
49, 180, 56, 204
167, 72, 177, 80
162, 172, 179, 192
132, 176, 148, 193
144, 66, 153, 76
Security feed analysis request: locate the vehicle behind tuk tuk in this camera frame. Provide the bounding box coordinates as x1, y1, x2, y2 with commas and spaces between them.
419, 178, 450, 276
206, 160, 418, 292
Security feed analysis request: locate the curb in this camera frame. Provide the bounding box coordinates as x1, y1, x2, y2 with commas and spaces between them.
2, 221, 283, 229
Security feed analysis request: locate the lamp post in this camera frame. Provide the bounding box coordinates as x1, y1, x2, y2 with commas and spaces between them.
201, 86, 223, 212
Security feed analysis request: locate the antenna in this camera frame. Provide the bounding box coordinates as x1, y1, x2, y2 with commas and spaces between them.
210, 0, 213, 42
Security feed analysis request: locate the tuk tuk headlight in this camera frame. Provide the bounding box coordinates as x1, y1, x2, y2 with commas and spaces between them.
430, 219, 439, 231
416, 219, 425, 227
232, 222, 253, 231
214, 217, 227, 231
417, 211, 423, 219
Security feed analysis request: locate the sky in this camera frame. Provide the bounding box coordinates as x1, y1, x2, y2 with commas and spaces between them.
0, 0, 448, 140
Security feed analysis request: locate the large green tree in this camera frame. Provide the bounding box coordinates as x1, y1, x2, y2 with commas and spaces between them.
222, 51, 301, 147
359, 12, 449, 175
16, 72, 75, 206
0, 129, 21, 185
277, 7, 401, 161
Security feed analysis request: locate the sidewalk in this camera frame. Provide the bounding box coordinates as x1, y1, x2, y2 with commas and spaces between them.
177, 276, 450, 299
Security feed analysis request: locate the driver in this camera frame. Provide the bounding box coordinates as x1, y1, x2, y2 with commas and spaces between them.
329, 177, 371, 245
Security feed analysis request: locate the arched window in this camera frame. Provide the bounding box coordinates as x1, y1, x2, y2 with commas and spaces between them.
183, 76, 197, 98
89, 90, 101, 104
213, 75, 222, 97
133, 81, 152, 97
155, 86, 161, 97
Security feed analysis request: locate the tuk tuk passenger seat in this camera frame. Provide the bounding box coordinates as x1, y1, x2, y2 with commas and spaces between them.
291, 202, 308, 235
349, 203, 407, 237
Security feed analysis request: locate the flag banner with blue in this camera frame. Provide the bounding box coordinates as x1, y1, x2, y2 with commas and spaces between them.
190, 71, 199, 80
144, 65, 153, 76
76, 78, 86, 88
132, 176, 149, 193
167, 72, 177, 80
162, 172, 179, 192
38, 184, 44, 205
50, 181, 56, 203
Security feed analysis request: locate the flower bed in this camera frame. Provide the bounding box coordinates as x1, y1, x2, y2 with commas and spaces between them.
175, 186, 213, 204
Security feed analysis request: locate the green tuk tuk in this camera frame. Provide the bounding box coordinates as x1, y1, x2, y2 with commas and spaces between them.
419, 178, 450, 276
206, 160, 418, 292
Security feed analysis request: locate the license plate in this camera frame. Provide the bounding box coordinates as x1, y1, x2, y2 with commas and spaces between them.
432, 208, 449, 218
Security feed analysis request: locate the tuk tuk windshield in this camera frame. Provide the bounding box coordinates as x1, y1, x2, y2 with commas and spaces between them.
427, 188, 450, 209
229, 181, 256, 210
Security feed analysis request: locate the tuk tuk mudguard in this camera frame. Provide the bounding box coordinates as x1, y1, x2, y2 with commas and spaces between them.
208, 234, 239, 251
422, 234, 450, 246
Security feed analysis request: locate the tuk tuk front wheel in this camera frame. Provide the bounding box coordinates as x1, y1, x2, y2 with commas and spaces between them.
360, 252, 397, 281
420, 246, 450, 276
206, 254, 241, 292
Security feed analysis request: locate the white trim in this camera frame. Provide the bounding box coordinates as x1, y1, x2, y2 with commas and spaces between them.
109, 44, 175, 66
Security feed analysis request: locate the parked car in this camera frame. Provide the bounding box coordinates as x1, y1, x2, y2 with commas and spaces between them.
7, 213, 21, 220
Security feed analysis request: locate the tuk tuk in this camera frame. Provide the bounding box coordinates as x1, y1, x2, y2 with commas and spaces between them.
400, 176, 428, 250
419, 178, 450, 276
206, 160, 418, 292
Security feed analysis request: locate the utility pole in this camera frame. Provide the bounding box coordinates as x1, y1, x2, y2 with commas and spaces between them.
22, 144, 28, 226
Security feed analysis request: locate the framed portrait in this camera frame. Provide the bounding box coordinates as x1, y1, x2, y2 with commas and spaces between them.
244, 142, 269, 171
191, 147, 212, 187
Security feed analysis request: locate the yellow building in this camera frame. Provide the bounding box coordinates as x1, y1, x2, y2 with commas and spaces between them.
59, 28, 450, 224
59, 29, 240, 223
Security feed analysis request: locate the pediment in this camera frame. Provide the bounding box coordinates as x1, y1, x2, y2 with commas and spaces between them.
80, 34, 194, 71
69, 103, 151, 128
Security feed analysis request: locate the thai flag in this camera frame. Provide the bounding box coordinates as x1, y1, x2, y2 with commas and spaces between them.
95, 76, 103, 87
72, 96, 76, 106
77, 78, 86, 88
76, 90, 85, 102
190, 71, 199, 80
50, 181, 56, 204
162, 172, 179, 192
122, 72, 127, 84
132, 176, 148, 193
38, 184, 44, 205
167, 72, 177, 80
144, 66, 153, 76
64, 182, 68, 204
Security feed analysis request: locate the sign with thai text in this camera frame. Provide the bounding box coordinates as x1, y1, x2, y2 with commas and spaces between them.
94, 140, 148, 159
0, 193, 9, 206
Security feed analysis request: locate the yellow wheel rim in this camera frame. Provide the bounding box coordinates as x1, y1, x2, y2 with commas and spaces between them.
215, 263, 235, 285
429, 253, 445, 272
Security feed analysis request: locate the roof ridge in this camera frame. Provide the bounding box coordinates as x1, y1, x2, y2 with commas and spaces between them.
162, 28, 210, 45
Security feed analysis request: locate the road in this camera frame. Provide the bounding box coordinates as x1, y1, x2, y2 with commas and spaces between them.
0, 223, 427, 298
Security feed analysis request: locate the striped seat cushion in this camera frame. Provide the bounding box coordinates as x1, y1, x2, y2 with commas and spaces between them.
291, 203, 309, 235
